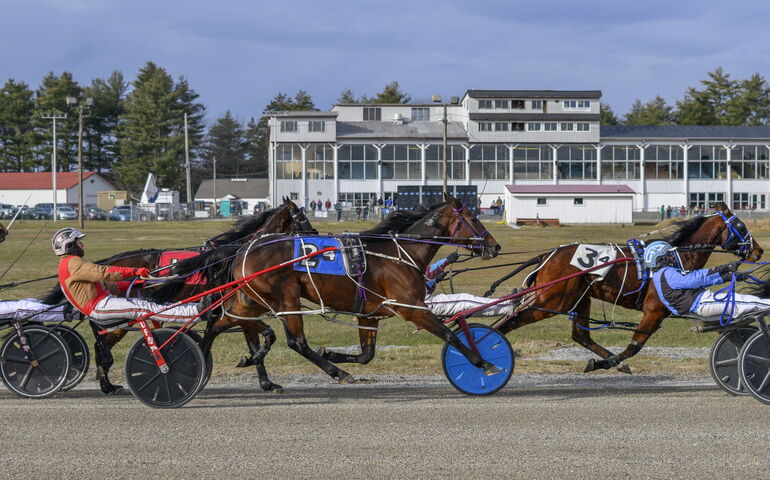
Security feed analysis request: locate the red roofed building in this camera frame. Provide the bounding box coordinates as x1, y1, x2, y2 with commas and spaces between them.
505, 184, 635, 224
0, 172, 117, 208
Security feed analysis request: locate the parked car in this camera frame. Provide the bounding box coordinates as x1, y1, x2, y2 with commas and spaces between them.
54, 206, 78, 220
0, 204, 16, 219
34, 203, 54, 217
86, 207, 107, 221
27, 207, 50, 220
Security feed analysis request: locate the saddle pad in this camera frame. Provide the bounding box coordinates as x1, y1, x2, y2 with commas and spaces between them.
569, 244, 617, 279
159, 250, 206, 285
293, 237, 346, 275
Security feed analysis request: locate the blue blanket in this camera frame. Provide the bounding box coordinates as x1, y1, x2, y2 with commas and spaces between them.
293, 237, 345, 275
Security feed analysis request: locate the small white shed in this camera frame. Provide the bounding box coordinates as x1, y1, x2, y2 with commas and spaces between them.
505, 185, 636, 225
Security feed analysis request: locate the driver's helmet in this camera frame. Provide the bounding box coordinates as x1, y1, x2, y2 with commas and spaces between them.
643, 241, 675, 269
51, 227, 85, 256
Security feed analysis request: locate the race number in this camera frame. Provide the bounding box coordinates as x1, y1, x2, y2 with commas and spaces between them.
300, 243, 320, 268
569, 244, 617, 278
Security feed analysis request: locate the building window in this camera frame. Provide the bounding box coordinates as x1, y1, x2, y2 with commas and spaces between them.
495, 122, 509, 132
494, 100, 509, 109
576, 123, 590, 131
557, 144, 597, 180
730, 145, 770, 179
563, 100, 577, 109
537, 198, 547, 206
690, 192, 724, 209
511, 100, 525, 109
578, 100, 591, 108
531, 100, 543, 110
363, 107, 381, 121
642, 145, 683, 179
527, 122, 541, 131
688, 145, 728, 179
410, 107, 430, 121
544, 122, 557, 131
561, 123, 574, 131
573, 198, 584, 206
469, 144, 510, 180
339, 192, 375, 208
513, 145, 553, 180
337, 144, 378, 180
511, 122, 525, 132
289, 192, 298, 200
380, 144, 423, 180
479, 122, 493, 132
280, 121, 298, 132
308, 121, 325, 132
600, 145, 641, 180
306, 144, 334, 179
276, 144, 302, 179
478, 99, 492, 109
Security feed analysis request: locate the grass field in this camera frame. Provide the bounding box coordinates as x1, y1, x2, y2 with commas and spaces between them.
2, 216, 768, 380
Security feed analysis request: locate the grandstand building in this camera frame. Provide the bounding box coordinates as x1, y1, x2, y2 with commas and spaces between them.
267, 90, 770, 212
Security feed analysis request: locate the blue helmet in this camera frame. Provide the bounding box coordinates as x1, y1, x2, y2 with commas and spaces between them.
643, 241, 674, 269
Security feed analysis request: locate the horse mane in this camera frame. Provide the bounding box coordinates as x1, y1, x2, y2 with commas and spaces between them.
663, 216, 709, 246
95, 248, 162, 265
208, 208, 280, 245
362, 202, 447, 235
147, 246, 239, 303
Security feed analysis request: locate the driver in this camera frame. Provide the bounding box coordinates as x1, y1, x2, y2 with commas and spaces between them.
424, 252, 516, 318
646, 240, 769, 318
53, 227, 210, 326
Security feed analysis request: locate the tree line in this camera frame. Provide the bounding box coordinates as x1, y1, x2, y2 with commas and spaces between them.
1, 65, 767, 199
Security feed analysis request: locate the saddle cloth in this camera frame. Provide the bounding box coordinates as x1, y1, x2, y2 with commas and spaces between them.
292, 236, 367, 277
158, 251, 206, 285
569, 244, 617, 279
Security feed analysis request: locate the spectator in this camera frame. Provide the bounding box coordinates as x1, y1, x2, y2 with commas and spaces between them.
325, 199, 332, 210
334, 200, 343, 221
363, 205, 369, 220
356, 206, 362, 220
317, 199, 322, 211
490, 201, 497, 216
679, 205, 686, 217
666, 205, 672, 219
659, 205, 665, 221
310, 200, 317, 211
495, 197, 503, 214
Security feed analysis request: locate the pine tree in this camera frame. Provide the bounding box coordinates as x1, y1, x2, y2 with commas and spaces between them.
83, 71, 127, 174
600, 103, 619, 126
243, 117, 267, 176
0, 80, 37, 172
337, 88, 358, 104
368, 81, 411, 104
34, 71, 82, 171
205, 111, 247, 176
623, 96, 673, 125
725, 74, 770, 126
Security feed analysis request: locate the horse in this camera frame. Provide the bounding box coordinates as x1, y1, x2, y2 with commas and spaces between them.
495, 202, 763, 373
39, 197, 314, 394
206, 193, 502, 384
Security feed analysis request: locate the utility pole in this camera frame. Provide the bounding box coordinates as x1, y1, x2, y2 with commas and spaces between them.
184, 113, 192, 207
212, 157, 217, 216
442, 104, 448, 195
66, 97, 92, 229
41, 113, 67, 219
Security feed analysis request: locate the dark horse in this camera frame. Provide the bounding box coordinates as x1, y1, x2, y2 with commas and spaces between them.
39, 198, 314, 393
206, 194, 502, 383
497, 202, 763, 373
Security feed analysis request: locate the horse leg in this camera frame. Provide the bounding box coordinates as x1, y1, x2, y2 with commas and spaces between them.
89, 322, 127, 394
584, 310, 665, 372
567, 299, 631, 374
282, 313, 355, 383
318, 317, 379, 364
241, 321, 283, 393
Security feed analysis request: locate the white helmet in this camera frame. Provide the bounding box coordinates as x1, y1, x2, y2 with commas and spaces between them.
51, 227, 85, 256
643, 241, 674, 269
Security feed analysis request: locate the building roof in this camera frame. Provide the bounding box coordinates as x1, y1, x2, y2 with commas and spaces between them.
470, 112, 601, 122
336, 121, 469, 140
506, 185, 635, 194
195, 178, 269, 200
269, 111, 338, 118
601, 125, 770, 140
0, 172, 107, 190
465, 90, 602, 100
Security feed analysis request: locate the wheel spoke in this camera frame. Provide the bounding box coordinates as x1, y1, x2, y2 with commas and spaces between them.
715, 357, 739, 367
162, 374, 172, 401
35, 350, 62, 363
18, 365, 34, 389
756, 371, 770, 393
746, 353, 770, 366
131, 356, 156, 367
34, 364, 57, 388
136, 371, 161, 392
3, 355, 31, 365
167, 345, 192, 367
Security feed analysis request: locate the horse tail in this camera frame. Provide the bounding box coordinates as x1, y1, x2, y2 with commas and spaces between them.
38, 284, 65, 305
484, 254, 544, 297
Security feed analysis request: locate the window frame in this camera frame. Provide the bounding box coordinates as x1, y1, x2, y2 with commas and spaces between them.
307, 120, 325, 133
363, 107, 382, 121
280, 121, 298, 133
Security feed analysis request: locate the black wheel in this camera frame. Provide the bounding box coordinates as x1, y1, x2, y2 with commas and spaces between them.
441, 323, 514, 396
125, 328, 206, 408
170, 327, 213, 390
0, 326, 71, 398
739, 330, 770, 405
52, 325, 90, 391
709, 327, 757, 396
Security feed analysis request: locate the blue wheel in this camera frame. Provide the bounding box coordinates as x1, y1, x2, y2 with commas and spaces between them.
441, 323, 514, 396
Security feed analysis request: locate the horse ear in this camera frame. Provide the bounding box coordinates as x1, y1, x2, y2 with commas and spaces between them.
444, 192, 459, 207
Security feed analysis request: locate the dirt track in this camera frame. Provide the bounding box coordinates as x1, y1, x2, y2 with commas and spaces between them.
0, 374, 768, 479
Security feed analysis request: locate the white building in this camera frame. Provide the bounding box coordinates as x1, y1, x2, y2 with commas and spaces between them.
267, 89, 770, 212
194, 178, 270, 211
505, 185, 635, 225
0, 172, 116, 207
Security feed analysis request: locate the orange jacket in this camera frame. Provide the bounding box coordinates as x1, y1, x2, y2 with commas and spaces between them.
58, 255, 138, 314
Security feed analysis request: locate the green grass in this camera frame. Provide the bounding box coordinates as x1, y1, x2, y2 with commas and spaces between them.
2, 218, 766, 378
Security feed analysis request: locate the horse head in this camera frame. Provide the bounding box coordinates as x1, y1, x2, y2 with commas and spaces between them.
282, 197, 317, 234
712, 202, 763, 262
441, 192, 500, 259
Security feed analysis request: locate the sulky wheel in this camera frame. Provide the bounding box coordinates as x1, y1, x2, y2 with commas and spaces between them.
709, 326, 757, 396
125, 328, 206, 409
52, 325, 90, 392
0, 326, 71, 399
170, 327, 213, 391
441, 323, 514, 396
738, 330, 770, 405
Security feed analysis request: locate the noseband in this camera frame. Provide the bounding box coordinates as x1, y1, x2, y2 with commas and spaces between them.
448, 204, 491, 255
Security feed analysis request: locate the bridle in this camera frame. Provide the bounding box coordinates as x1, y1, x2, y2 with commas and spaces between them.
716, 211, 754, 259
289, 206, 318, 234
447, 203, 492, 257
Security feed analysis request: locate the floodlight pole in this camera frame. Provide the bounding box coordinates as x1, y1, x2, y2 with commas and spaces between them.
184, 113, 192, 206
41, 113, 67, 219
67, 97, 92, 229
442, 105, 448, 195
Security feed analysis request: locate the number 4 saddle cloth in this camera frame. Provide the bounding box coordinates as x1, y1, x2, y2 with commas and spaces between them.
292, 236, 367, 277
569, 244, 617, 279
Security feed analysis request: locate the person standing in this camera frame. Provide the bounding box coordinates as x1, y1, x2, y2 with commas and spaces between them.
325, 199, 331, 211
666, 205, 672, 219
334, 200, 343, 221
310, 200, 317, 211
659, 205, 665, 221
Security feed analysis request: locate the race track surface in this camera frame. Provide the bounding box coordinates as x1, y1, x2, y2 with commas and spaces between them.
0, 374, 767, 479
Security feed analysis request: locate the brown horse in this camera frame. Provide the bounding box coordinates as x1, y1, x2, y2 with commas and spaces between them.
39, 198, 314, 393
0, 222, 7, 243
211, 194, 501, 383
497, 202, 763, 373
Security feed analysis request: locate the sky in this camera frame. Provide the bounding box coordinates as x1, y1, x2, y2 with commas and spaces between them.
2, 0, 770, 123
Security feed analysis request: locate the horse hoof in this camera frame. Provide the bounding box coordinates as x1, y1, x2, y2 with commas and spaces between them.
101, 384, 123, 395
483, 364, 501, 376
617, 363, 632, 375
235, 356, 250, 368
270, 386, 285, 394
584, 359, 596, 373
338, 373, 356, 384
262, 382, 285, 394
